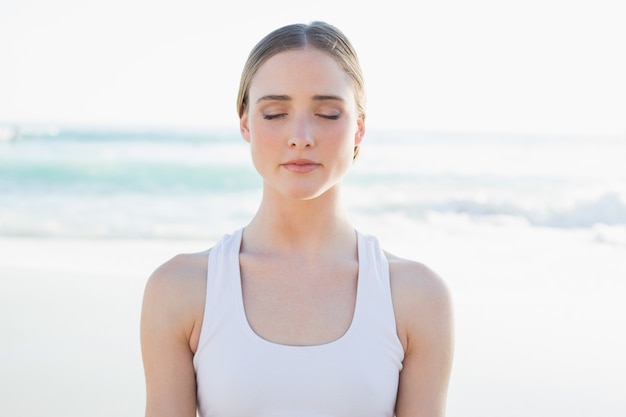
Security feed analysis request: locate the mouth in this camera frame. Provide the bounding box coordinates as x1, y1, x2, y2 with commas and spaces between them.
281, 159, 321, 173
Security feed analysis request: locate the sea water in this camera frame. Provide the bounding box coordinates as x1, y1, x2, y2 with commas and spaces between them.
1, 127, 625, 243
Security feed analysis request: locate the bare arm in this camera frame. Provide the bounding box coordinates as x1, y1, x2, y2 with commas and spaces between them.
389, 255, 455, 417
140, 253, 207, 417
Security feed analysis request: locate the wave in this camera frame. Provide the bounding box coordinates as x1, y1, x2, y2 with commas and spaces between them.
1, 125, 239, 143
442, 192, 626, 228
2, 127, 625, 240
355, 192, 626, 229
1, 192, 623, 241
0, 159, 259, 194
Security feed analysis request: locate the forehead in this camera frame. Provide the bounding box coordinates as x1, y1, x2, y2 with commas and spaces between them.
248, 49, 354, 100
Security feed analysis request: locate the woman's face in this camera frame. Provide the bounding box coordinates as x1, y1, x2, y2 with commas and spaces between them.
240, 48, 365, 201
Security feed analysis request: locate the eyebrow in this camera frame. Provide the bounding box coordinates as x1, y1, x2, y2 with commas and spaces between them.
255, 94, 345, 104
256, 95, 290, 103
312, 94, 345, 102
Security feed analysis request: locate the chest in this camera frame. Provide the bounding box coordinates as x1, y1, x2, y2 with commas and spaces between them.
239, 254, 359, 346
193, 230, 405, 417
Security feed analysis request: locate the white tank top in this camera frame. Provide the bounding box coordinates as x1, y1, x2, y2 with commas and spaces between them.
193, 228, 404, 417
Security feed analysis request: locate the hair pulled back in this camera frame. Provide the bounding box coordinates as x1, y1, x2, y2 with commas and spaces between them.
236, 21, 366, 121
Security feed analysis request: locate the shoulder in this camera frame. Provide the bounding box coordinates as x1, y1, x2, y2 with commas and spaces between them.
141, 250, 210, 349
144, 250, 209, 305
384, 250, 454, 353
383, 251, 455, 415
140, 250, 211, 415
385, 250, 452, 311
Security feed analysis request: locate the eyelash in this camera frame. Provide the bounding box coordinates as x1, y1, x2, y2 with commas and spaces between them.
263, 114, 286, 120
262, 114, 340, 120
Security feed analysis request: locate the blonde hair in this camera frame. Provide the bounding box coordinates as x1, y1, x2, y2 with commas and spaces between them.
236, 21, 366, 159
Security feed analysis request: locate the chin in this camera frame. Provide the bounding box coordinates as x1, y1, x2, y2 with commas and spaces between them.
294, 186, 339, 202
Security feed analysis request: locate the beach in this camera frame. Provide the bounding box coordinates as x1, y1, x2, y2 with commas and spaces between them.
1, 221, 625, 416
1, 128, 625, 416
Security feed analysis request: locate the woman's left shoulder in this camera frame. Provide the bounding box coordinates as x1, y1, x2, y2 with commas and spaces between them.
384, 251, 454, 350
385, 251, 451, 303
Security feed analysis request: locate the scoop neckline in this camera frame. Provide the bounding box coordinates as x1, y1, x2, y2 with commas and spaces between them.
232, 227, 363, 350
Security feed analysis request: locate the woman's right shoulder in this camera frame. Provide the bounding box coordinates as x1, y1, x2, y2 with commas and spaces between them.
146, 249, 210, 296
141, 249, 211, 346
140, 250, 212, 405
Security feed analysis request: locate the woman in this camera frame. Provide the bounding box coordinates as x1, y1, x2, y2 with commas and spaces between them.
141, 21, 454, 417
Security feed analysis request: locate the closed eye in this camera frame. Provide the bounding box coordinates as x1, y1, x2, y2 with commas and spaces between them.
317, 114, 340, 120
263, 113, 287, 120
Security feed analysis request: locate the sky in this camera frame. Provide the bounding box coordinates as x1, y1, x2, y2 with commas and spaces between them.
0, 0, 624, 135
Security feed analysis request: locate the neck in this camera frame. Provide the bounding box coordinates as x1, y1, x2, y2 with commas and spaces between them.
243, 185, 355, 258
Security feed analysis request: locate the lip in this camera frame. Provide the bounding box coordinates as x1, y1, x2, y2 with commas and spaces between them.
281, 159, 321, 173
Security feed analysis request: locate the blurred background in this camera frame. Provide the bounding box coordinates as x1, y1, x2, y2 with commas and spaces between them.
1, 0, 625, 416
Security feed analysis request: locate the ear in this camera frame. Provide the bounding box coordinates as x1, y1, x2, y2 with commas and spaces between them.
240, 112, 251, 143
354, 116, 365, 145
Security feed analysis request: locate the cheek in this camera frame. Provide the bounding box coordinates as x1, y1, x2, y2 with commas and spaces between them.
323, 121, 358, 150
247, 126, 279, 170
248, 140, 268, 177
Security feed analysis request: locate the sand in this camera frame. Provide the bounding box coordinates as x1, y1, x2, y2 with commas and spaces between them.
1, 222, 625, 416
0, 238, 206, 416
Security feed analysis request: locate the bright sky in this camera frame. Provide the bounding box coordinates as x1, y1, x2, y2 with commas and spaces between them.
1, 0, 624, 135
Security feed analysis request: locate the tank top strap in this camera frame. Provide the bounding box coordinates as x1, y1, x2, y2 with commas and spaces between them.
352, 231, 402, 354
194, 228, 243, 360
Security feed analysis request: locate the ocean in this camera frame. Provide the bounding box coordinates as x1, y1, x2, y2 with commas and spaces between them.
1, 126, 625, 244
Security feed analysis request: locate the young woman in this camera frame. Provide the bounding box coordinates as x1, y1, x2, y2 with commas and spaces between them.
141, 21, 454, 417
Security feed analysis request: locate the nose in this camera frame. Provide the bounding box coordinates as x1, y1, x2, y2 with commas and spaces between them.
288, 115, 314, 149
